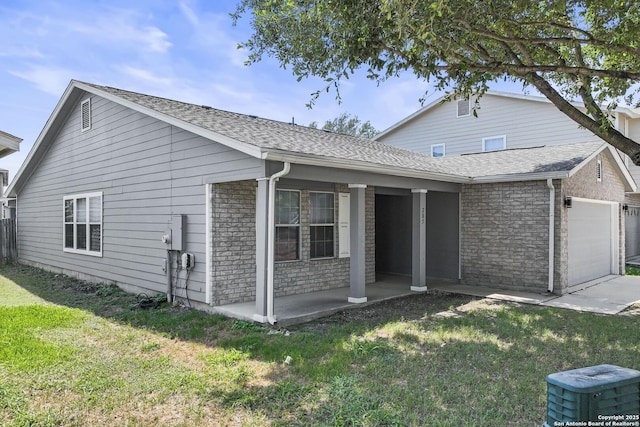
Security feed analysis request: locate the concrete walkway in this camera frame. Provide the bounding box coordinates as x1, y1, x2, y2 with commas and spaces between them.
215, 274, 640, 325
431, 274, 640, 315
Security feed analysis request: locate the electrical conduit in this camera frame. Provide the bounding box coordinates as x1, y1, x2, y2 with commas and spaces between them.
267, 162, 291, 324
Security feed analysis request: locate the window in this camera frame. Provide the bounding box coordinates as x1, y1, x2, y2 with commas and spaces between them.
482, 135, 506, 152
81, 98, 91, 132
310, 192, 335, 258
457, 99, 470, 117
63, 192, 102, 256
275, 190, 300, 261
596, 160, 603, 182
431, 144, 445, 158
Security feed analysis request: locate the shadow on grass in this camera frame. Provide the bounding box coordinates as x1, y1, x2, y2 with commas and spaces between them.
3, 263, 640, 425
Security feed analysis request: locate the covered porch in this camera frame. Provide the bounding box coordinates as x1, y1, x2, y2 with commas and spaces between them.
249, 163, 462, 324
215, 274, 458, 325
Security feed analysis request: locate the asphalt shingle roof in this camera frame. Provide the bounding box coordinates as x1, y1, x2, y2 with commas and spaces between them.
439, 141, 605, 178
82, 82, 607, 181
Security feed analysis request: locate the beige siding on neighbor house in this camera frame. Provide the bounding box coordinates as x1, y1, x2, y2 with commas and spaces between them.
379, 94, 598, 156
624, 118, 640, 188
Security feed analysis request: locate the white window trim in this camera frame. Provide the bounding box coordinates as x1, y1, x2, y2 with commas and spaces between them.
63, 191, 103, 257
310, 191, 336, 259
482, 135, 507, 152
431, 143, 446, 158
81, 98, 92, 132
456, 99, 471, 118
275, 189, 301, 262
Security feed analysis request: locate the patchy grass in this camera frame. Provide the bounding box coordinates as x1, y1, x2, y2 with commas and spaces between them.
626, 265, 640, 276
1, 264, 639, 426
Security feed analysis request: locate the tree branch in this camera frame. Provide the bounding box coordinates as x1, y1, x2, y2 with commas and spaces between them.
527, 72, 640, 165
453, 19, 640, 56
433, 64, 640, 80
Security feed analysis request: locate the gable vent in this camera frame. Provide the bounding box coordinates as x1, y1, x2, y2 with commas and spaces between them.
81, 98, 91, 132
457, 99, 470, 117
596, 159, 602, 182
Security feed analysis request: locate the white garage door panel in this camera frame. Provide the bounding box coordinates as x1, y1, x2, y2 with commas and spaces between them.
568, 200, 615, 286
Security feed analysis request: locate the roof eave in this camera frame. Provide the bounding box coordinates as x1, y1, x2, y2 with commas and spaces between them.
263, 150, 471, 183
7, 81, 80, 197
470, 171, 570, 184
566, 143, 637, 192
7, 80, 265, 197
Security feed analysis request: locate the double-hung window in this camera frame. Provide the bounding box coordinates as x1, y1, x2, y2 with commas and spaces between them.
310, 192, 335, 258
63, 192, 102, 256
275, 190, 300, 261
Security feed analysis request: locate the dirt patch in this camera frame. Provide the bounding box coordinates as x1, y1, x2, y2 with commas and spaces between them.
297, 291, 480, 332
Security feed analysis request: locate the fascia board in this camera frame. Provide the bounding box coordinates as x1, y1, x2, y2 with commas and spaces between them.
566, 143, 637, 192
470, 171, 570, 184
605, 145, 637, 192
0, 132, 22, 151
263, 150, 471, 183
6, 81, 80, 197
73, 81, 264, 160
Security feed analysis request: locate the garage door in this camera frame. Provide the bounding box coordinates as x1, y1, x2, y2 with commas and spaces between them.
568, 198, 618, 286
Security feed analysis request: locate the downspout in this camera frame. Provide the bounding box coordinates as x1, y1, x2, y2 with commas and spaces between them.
546, 179, 555, 293
266, 162, 291, 324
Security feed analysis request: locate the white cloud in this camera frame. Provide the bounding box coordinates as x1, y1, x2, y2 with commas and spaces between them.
179, 1, 199, 27
69, 11, 172, 54
0, 47, 44, 59
9, 66, 74, 96
120, 66, 175, 87
176, 6, 247, 67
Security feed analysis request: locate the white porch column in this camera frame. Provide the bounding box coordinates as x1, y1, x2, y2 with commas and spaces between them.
254, 178, 269, 322
411, 189, 428, 292
348, 184, 367, 303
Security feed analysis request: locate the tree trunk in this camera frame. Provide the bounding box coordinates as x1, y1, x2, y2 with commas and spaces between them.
529, 74, 640, 165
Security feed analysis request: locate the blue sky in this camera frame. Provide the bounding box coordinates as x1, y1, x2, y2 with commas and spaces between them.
0, 0, 521, 181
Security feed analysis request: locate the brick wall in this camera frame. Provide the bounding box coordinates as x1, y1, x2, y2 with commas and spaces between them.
211, 181, 376, 305
211, 180, 257, 306
274, 185, 376, 297
461, 180, 550, 292
460, 151, 627, 295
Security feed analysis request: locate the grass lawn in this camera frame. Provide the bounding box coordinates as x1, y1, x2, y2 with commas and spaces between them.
1, 264, 639, 426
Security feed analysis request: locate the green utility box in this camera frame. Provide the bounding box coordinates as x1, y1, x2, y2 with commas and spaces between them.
545, 364, 640, 426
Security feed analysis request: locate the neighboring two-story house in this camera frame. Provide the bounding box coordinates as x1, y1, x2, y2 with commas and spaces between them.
374, 91, 640, 260
0, 130, 22, 218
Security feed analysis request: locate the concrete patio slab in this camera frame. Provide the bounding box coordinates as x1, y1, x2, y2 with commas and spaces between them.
215, 275, 419, 326
542, 275, 640, 314
214, 274, 640, 325
541, 293, 630, 314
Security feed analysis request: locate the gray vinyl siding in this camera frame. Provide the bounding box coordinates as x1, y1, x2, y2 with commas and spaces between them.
379, 94, 598, 156
16, 92, 264, 303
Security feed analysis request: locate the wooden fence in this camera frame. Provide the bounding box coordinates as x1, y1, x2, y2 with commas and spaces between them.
0, 218, 17, 263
